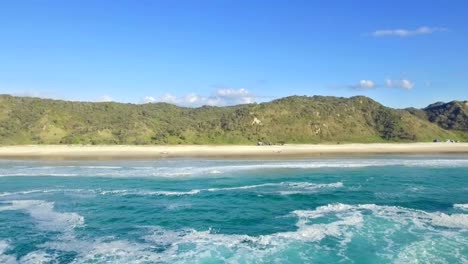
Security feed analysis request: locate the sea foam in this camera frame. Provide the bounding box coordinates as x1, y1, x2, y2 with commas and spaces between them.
0, 200, 84, 232
140, 203, 468, 262
294, 203, 468, 229
1, 158, 468, 178
0, 241, 16, 264
454, 203, 468, 211
0, 181, 344, 198
2, 201, 465, 263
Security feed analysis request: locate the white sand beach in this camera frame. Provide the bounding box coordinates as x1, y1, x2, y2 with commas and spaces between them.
0, 143, 467, 159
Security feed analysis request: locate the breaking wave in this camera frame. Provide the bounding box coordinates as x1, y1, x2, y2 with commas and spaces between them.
0, 200, 84, 233
1, 200, 466, 263
1, 158, 468, 178
0, 181, 344, 198
454, 203, 468, 211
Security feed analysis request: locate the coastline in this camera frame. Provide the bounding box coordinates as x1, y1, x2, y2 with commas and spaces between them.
0, 143, 468, 160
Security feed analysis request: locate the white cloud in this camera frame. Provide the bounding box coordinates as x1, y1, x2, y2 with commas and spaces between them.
342, 78, 414, 91
6, 90, 115, 102
12, 91, 45, 98
142, 88, 256, 107
215, 88, 249, 98
185, 93, 200, 103
151, 93, 201, 104
386, 79, 414, 90
142, 96, 157, 103
97, 95, 113, 102
160, 94, 178, 104
359, 80, 375, 89
348, 80, 376, 90
242, 96, 255, 104
8, 90, 63, 100
215, 88, 255, 104
372, 26, 447, 37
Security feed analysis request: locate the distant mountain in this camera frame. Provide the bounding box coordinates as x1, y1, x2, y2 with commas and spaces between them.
0, 94, 465, 145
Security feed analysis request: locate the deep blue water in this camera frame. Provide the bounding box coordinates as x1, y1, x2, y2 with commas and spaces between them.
0, 156, 467, 263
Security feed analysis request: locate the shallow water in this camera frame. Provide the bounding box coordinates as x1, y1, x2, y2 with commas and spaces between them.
0, 156, 467, 263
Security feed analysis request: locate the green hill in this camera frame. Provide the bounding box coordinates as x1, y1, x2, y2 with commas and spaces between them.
0, 94, 465, 145
406, 100, 468, 141
423, 101, 468, 131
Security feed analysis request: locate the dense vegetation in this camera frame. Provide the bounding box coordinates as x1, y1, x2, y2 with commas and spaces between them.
0, 94, 465, 145
423, 101, 467, 131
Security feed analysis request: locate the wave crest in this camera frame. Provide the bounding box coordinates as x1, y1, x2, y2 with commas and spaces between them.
1, 201, 466, 263
0, 200, 84, 232
454, 203, 468, 211
0, 181, 344, 198
1, 158, 467, 178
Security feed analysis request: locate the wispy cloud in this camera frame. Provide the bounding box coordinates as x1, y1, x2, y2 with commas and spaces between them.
8, 90, 59, 100
142, 96, 157, 103
97, 95, 114, 102
372, 26, 447, 37
214, 88, 254, 104
385, 79, 414, 90
349, 80, 376, 90
3, 87, 262, 106
141, 88, 257, 107
3, 88, 119, 103
338, 78, 414, 91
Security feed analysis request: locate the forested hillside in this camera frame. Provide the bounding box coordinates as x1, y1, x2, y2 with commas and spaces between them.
423, 101, 467, 131
0, 94, 465, 145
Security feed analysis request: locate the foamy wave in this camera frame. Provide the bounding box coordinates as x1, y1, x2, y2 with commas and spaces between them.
0, 190, 44, 197
278, 182, 344, 195
431, 213, 468, 229
139, 203, 468, 262
206, 181, 343, 194
5, 202, 465, 263
0, 241, 9, 255
0, 188, 201, 198
71, 225, 359, 264
20, 251, 54, 264
206, 183, 278, 191
0, 173, 79, 177
395, 236, 468, 264
0, 200, 84, 232
0, 240, 16, 264
454, 203, 468, 211
0, 181, 343, 199
143, 203, 467, 255
70, 240, 163, 263
80, 166, 122, 169
294, 203, 468, 229
206, 159, 468, 171
100, 189, 201, 196
91, 181, 342, 197
0, 189, 97, 198
1, 158, 467, 178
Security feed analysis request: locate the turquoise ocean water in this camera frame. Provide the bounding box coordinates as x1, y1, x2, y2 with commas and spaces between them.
0, 156, 467, 263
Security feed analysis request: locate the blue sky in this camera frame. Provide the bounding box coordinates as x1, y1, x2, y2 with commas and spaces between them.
0, 0, 467, 108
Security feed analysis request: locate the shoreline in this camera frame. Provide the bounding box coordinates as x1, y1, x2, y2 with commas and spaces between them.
0, 143, 468, 160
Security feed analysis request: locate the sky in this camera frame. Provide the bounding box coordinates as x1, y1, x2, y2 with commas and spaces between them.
0, 0, 467, 108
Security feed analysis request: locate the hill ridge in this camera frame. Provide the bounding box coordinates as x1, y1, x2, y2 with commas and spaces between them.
0, 94, 466, 145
